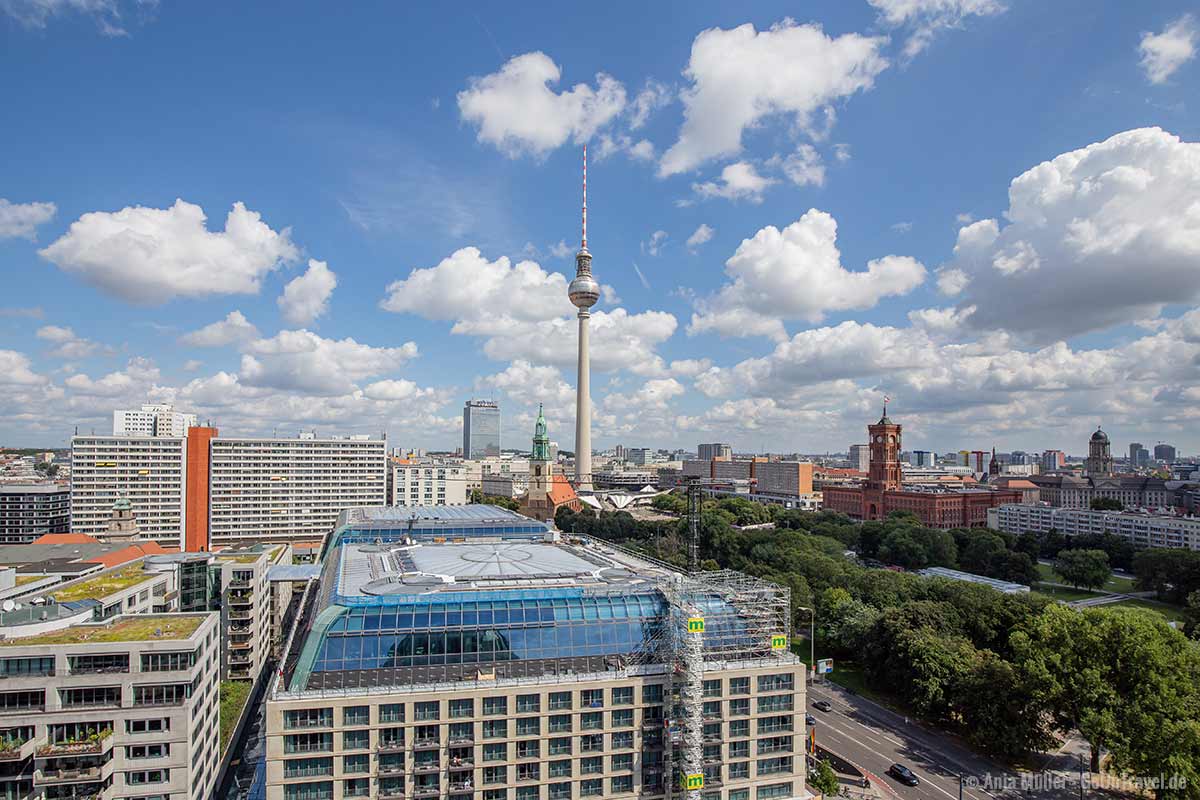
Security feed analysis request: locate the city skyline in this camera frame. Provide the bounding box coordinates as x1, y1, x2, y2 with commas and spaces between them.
2, 2, 1200, 454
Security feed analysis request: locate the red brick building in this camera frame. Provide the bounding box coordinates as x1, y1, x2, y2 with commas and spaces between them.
823, 408, 1020, 528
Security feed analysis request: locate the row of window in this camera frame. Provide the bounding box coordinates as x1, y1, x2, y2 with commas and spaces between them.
284, 730, 649, 756
282, 779, 794, 800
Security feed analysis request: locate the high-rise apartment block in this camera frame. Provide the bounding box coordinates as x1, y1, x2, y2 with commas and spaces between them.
462, 401, 501, 460
70, 435, 188, 541
113, 403, 198, 437
1154, 443, 1177, 462
848, 445, 870, 472
0, 484, 70, 544
208, 436, 387, 546
0, 611, 221, 800
1129, 443, 1149, 468
391, 464, 467, 507
697, 443, 732, 461
265, 505, 805, 800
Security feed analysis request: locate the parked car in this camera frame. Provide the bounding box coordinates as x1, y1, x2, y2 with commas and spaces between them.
888, 764, 920, 786
813, 700, 833, 712
805, 713, 817, 726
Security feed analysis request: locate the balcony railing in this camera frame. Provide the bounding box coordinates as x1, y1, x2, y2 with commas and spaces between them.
37, 732, 113, 758
413, 763, 440, 774
376, 741, 405, 753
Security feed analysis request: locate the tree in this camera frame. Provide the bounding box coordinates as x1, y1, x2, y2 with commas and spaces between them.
1053, 549, 1111, 590
1090, 497, 1123, 511
1184, 590, 1200, 640
959, 532, 1008, 575
955, 650, 1055, 759
809, 759, 841, 797
878, 529, 929, 569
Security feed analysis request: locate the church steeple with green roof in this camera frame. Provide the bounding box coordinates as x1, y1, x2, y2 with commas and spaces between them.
531, 404, 551, 462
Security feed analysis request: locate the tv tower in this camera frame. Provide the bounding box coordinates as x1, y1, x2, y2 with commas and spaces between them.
568, 145, 599, 493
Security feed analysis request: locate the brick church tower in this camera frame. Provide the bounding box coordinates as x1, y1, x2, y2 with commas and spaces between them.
862, 402, 902, 520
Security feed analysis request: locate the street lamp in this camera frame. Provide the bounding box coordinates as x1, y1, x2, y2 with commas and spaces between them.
796, 606, 816, 679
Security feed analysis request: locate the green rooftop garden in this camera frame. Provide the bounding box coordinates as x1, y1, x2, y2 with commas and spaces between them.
14, 575, 50, 586
50, 564, 153, 603
219, 680, 254, 753
0, 615, 205, 646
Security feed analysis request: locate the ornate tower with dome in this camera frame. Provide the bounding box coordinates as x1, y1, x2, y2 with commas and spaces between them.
1084, 426, 1114, 477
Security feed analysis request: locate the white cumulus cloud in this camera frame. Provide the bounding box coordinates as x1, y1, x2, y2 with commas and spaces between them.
278, 259, 337, 325
1139, 14, 1197, 84
0, 198, 56, 239
869, 0, 1007, 57
35, 325, 105, 359
239, 330, 418, 396
39, 199, 300, 304
179, 310, 260, 347
690, 161, 777, 204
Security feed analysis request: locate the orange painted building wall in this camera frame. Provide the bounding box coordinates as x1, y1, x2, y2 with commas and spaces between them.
185, 426, 217, 552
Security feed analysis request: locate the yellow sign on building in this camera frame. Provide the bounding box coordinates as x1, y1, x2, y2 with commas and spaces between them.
770, 635, 788, 650
683, 774, 705, 791
686, 617, 705, 633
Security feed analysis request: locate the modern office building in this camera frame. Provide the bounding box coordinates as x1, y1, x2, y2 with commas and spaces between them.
462, 401, 501, 460
1129, 443, 1148, 468
0, 484, 70, 544
113, 403, 198, 437
989, 504, 1200, 551
1040, 450, 1066, 472
392, 464, 468, 507
208, 435, 387, 547
0, 610, 220, 800
264, 505, 805, 800
1154, 443, 1177, 462
70, 436, 188, 542
697, 443, 732, 462
847, 445, 869, 473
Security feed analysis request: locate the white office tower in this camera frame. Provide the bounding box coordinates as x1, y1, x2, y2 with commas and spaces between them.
113, 403, 198, 437
391, 463, 467, 507
70, 435, 187, 540
208, 435, 387, 546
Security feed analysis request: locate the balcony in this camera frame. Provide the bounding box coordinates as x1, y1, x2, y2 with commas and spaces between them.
0, 736, 35, 763
37, 732, 114, 759
228, 611, 251, 621
413, 737, 440, 750
376, 741, 406, 754
378, 763, 405, 775
448, 781, 474, 792
447, 735, 474, 747
413, 763, 440, 775
378, 787, 405, 799
35, 760, 113, 786
412, 786, 441, 798
447, 760, 474, 772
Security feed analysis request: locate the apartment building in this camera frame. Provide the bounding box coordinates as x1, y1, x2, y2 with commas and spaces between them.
70, 437, 187, 541
208, 436, 387, 546
113, 404, 198, 438
0, 484, 70, 544
988, 504, 1200, 551
391, 464, 467, 507
265, 505, 806, 800
0, 611, 220, 800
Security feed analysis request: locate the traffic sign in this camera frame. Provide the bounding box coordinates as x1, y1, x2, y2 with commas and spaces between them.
816, 658, 834, 674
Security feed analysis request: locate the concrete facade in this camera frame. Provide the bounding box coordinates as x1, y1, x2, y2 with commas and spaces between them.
70, 436, 188, 543
392, 466, 467, 508
988, 504, 1200, 551
0, 484, 70, 545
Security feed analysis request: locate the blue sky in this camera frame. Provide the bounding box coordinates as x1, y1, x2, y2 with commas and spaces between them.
1, 0, 1198, 455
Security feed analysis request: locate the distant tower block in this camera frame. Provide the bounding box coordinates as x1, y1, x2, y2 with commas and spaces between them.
568, 145, 599, 493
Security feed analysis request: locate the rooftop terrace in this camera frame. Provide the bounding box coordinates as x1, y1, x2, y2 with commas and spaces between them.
0, 613, 206, 646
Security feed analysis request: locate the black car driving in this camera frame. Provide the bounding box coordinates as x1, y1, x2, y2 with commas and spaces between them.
888, 764, 920, 786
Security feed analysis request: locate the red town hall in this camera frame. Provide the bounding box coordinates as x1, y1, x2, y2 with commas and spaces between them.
823, 407, 1020, 528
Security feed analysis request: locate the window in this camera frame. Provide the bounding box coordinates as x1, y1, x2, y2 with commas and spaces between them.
285, 758, 333, 779
549, 714, 571, 733
643, 705, 664, 724
285, 782, 333, 800
285, 733, 332, 754
126, 743, 169, 759
581, 712, 602, 731
756, 783, 793, 800
730, 720, 750, 738
704, 744, 721, 763
0, 657, 54, 677
580, 757, 602, 775
140, 651, 195, 672
344, 778, 370, 797
611, 709, 633, 728
611, 753, 633, 772
730, 762, 750, 780
703, 723, 721, 741
580, 779, 603, 797
484, 766, 507, 785
450, 699, 474, 718
730, 698, 750, 717
549, 691, 572, 710
483, 696, 507, 716
126, 718, 169, 735
449, 722, 474, 743
381, 778, 405, 798
516, 717, 540, 737
758, 736, 793, 755
379, 703, 404, 723
611, 686, 633, 706
379, 728, 405, 749
758, 674, 794, 693
483, 720, 507, 739
757, 716, 792, 734
729, 677, 750, 695
416, 701, 440, 721
703, 679, 722, 698
517, 740, 540, 759
379, 753, 405, 773
516, 787, 539, 800
133, 683, 190, 706
611, 731, 633, 750
757, 757, 792, 776
549, 760, 571, 778
128, 769, 169, 785
285, 708, 333, 729
757, 695, 793, 714
344, 706, 370, 727
484, 790, 507, 800
581, 689, 603, 708
517, 763, 540, 782
703, 701, 722, 719
730, 741, 749, 759
730, 791, 750, 800
549, 737, 571, 756
483, 743, 507, 762
61, 686, 120, 708
642, 685, 663, 704
610, 775, 633, 794
516, 694, 540, 714
581, 734, 603, 753
343, 730, 369, 750
549, 783, 571, 800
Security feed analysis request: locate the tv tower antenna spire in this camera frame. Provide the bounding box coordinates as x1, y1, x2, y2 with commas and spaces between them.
581, 144, 588, 250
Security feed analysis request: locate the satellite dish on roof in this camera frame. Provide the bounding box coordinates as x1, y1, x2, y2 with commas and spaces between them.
1, 600, 15, 612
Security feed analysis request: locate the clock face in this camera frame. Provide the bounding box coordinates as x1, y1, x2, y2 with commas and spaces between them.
874, 435, 882, 442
